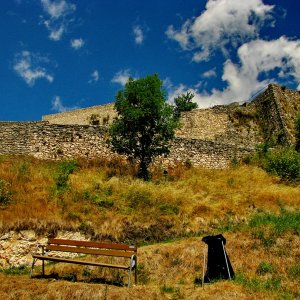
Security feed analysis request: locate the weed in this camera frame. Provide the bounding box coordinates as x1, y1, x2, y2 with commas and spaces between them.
256, 262, 274, 275
94, 198, 114, 208
160, 284, 175, 293
159, 203, 180, 215
288, 263, 300, 279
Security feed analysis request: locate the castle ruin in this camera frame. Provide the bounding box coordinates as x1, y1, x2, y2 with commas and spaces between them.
0, 84, 299, 168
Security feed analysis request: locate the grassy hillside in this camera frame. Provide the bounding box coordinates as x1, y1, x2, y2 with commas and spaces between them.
0, 156, 299, 299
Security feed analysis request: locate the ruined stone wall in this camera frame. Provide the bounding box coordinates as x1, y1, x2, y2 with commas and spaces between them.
0, 121, 254, 168
252, 84, 299, 145
0, 122, 112, 161
1, 84, 299, 168
43, 103, 117, 126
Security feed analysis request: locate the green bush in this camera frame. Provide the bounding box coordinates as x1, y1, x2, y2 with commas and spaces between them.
264, 148, 300, 182
54, 160, 78, 192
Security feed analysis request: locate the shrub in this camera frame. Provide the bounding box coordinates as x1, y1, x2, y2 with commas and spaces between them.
54, 160, 78, 192
0, 179, 12, 206
264, 148, 300, 182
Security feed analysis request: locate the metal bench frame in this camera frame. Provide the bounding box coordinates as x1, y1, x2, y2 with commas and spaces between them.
30, 238, 137, 287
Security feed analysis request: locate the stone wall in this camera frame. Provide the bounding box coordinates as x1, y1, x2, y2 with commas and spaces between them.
1, 83, 299, 169
0, 121, 253, 168
0, 122, 112, 160
43, 103, 117, 126
0, 230, 89, 268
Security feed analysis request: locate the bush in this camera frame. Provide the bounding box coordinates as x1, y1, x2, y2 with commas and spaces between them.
54, 160, 78, 192
264, 148, 300, 182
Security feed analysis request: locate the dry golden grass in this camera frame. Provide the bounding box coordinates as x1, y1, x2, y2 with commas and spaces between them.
0, 231, 299, 299
0, 155, 299, 299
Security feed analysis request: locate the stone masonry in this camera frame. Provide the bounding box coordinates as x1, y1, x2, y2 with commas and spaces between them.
0, 84, 299, 168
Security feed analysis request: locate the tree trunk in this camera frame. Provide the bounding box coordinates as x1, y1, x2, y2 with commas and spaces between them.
138, 159, 149, 181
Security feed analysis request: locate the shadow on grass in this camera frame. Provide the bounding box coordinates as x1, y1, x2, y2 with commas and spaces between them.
31, 272, 124, 287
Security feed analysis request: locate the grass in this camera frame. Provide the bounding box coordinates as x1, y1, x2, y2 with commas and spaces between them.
0, 155, 299, 299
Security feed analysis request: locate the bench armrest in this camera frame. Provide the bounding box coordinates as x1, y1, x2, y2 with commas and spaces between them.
130, 254, 137, 270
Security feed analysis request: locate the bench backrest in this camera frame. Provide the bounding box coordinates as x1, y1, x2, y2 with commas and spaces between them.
45, 239, 137, 258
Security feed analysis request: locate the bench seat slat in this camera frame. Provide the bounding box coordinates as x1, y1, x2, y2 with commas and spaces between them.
32, 254, 129, 270
47, 238, 137, 251
45, 245, 134, 258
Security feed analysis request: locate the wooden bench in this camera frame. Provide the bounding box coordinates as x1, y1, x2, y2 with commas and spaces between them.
30, 238, 137, 287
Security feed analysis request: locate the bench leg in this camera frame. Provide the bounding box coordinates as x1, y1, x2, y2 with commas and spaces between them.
128, 269, 132, 288
42, 259, 45, 277
134, 257, 137, 285
30, 258, 37, 278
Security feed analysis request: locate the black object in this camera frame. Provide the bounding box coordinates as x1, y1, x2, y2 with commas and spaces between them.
202, 234, 234, 283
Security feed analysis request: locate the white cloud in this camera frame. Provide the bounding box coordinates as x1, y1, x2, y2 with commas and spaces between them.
41, 0, 76, 19
13, 51, 54, 86
70, 38, 84, 50
51, 96, 79, 113
133, 25, 144, 45
166, 37, 300, 107
202, 69, 217, 78
40, 0, 76, 41
111, 69, 133, 86
89, 70, 100, 83
166, 0, 274, 62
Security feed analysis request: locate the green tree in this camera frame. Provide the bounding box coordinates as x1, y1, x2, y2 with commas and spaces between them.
174, 91, 198, 118
109, 74, 178, 180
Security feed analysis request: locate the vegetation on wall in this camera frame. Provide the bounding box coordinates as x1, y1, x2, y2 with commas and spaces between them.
174, 91, 198, 118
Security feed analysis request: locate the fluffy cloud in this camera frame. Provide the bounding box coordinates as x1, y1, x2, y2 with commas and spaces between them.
13, 51, 54, 86
51, 96, 79, 113
166, 37, 300, 107
111, 69, 133, 86
70, 38, 84, 50
40, 0, 76, 41
166, 0, 274, 62
133, 25, 144, 45
89, 70, 100, 84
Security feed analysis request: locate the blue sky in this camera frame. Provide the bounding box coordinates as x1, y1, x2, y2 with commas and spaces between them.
1, 0, 300, 121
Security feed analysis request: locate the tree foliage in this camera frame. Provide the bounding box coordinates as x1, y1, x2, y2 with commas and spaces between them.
174, 91, 198, 118
109, 74, 179, 180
